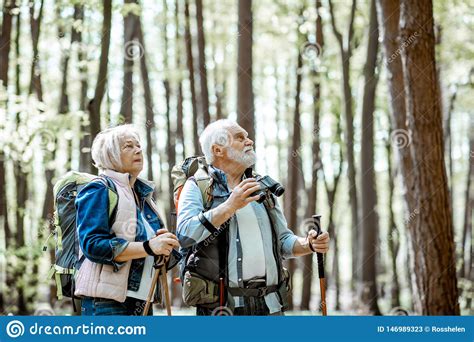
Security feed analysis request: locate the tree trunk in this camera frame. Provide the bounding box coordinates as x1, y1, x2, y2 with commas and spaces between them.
359, 0, 381, 315
322, 117, 344, 312
89, 0, 112, 154
460, 119, 473, 282
120, 0, 138, 124
300, 0, 324, 310
0, 0, 16, 313
184, 0, 200, 155
136, 22, 155, 182
195, 0, 210, 127
175, 0, 185, 160
76, 4, 91, 172
285, 19, 305, 309
328, 0, 359, 293
28, 0, 44, 100
443, 91, 456, 210
399, 0, 459, 315
236, 0, 255, 141
378, 0, 417, 211
386, 130, 401, 308
378, 0, 417, 310
57, 3, 81, 169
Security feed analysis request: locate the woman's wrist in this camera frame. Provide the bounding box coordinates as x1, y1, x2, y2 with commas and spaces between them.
143, 240, 158, 256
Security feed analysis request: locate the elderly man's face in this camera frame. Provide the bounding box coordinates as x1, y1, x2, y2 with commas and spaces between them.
224, 125, 256, 167
120, 135, 143, 176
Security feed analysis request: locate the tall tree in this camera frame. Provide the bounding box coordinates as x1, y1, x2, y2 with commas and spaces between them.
327, 0, 359, 291
460, 118, 473, 310
195, 0, 210, 126
174, 0, 185, 160
120, 0, 139, 123
136, 21, 155, 182
399, 0, 459, 314
385, 126, 401, 308
28, 0, 44, 100
0, 0, 16, 314
184, 0, 200, 154
236, 0, 255, 141
89, 0, 112, 155
378, 0, 418, 311
359, 0, 381, 315
76, 4, 91, 172
322, 116, 344, 311
285, 8, 305, 309
300, 0, 324, 310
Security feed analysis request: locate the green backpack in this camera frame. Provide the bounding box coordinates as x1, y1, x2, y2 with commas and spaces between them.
171, 156, 213, 213
46, 171, 118, 300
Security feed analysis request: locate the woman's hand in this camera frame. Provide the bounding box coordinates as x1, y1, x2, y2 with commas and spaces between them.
148, 229, 180, 256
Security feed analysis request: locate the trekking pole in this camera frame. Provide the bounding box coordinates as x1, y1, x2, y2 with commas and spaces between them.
312, 214, 327, 316
143, 256, 172, 316
160, 265, 172, 316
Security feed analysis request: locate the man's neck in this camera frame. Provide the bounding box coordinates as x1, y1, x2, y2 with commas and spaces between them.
212, 161, 246, 189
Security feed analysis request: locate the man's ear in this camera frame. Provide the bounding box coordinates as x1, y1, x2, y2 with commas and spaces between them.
212, 144, 224, 159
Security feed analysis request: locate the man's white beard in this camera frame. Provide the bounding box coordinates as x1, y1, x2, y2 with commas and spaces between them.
227, 146, 256, 168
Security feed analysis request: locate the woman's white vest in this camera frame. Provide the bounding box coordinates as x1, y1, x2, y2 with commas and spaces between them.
74, 169, 159, 302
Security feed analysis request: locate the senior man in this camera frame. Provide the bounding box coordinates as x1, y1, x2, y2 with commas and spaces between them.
177, 119, 329, 315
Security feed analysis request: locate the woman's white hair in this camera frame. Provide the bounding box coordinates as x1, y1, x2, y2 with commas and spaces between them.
199, 119, 237, 164
91, 124, 141, 172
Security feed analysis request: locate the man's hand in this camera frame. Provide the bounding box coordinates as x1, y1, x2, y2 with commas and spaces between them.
307, 230, 330, 253
224, 178, 261, 213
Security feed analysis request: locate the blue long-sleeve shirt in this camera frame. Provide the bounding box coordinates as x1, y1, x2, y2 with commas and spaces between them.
75, 175, 180, 291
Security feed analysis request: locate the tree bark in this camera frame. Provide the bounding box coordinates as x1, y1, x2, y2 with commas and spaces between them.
89, 0, 112, 154
120, 0, 139, 123
300, 0, 324, 310
399, 0, 459, 315
237, 0, 255, 141
322, 117, 344, 311
359, 0, 381, 315
460, 119, 473, 282
0, 0, 16, 313
328, 0, 360, 292
386, 130, 401, 308
184, 0, 200, 155
195, 0, 210, 126
378, 0, 417, 211
285, 15, 305, 309
28, 0, 44, 100
175, 0, 185, 160
76, 4, 91, 172
136, 22, 155, 182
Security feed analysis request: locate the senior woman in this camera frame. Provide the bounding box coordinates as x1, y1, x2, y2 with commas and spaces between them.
74, 124, 180, 316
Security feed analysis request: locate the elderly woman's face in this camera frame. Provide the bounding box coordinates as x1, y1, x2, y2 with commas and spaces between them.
119, 135, 143, 176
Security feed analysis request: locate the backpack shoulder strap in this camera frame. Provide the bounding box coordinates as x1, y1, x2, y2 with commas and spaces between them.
192, 168, 213, 210
94, 175, 118, 221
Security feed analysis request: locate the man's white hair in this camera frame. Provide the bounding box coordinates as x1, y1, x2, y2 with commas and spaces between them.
91, 124, 141, 172
199, 119, 238, 164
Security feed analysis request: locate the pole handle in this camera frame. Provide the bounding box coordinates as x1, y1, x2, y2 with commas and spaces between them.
312, 215, 325, 278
